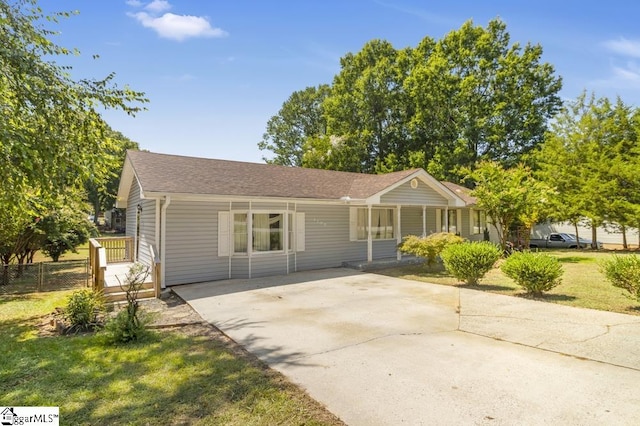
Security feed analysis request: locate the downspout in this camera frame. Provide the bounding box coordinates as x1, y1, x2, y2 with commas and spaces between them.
396, 205, 402, 261
155, 199, 161, 253
160, 196, 171, 288
367, 205, 373, 263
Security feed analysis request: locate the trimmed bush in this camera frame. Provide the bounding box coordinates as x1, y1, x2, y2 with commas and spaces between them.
501, 251, 563, 296
440, 241, 502, 285
600, 254, 640, 300
398, 232, 464, 268
64, 289, 104, 332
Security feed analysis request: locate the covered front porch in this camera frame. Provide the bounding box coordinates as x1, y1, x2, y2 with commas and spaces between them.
89, 236, 160, 302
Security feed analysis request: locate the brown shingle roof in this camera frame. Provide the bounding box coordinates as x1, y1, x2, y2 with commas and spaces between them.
441, 181, 477, 205
128, 150, 420, 200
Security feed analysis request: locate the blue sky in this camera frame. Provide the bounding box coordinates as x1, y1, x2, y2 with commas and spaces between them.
38, 0, 640, 163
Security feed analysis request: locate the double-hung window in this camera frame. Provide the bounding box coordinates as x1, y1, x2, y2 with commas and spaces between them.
225, 211, 301, 256
352, 207, 395, 240
471, 209, 486, 235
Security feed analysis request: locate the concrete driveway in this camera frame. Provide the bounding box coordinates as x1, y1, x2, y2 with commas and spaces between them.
174, 268, 640, 425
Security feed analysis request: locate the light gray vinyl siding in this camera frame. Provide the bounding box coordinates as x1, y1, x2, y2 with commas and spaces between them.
295, 204, 366, 271
125, 179, 153, 268
373, 240, 398, 258
137, 198, 156, 268
401, 207, 423, 237
165, 200, 229, 285
250, 255, 288, 277
231, 257, 249, 279
381, 180, 448, 205
426, 208, 438, 235
126, 180, 140, 240
459, 209, 471, 239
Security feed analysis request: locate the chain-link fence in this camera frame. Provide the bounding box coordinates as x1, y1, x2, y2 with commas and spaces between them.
0, 259, 89, 295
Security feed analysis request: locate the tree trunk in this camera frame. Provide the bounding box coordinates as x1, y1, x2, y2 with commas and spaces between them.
573, 223, 582, 250
591, 226, 598, 250
622, 225, 628, 249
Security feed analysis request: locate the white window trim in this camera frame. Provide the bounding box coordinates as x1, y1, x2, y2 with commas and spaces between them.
227, 209, 301, 257
349, 206, 397, 242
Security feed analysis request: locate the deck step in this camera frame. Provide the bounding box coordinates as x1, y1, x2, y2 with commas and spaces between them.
104, 288, 156, 303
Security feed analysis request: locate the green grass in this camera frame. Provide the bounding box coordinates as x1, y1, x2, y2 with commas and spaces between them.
0, 291, 341, 425
378, 250, 640, 315
31, 243, 90, 263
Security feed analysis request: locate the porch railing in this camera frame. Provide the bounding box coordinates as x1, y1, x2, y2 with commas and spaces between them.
94, 236, 134, 264
89, 237, 161, 300
89, 238, 107, 292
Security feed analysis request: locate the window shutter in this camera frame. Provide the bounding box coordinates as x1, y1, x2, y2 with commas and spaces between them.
218, 211, 230, 256
456, 210, 462, 235
435, 209, 441, 233
349, 207, 358, 241
295, 212, 305, 252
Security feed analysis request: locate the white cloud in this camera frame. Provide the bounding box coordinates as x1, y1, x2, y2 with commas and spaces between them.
129, 11, 228, 41
603, 37, 640, 58
145, 0, 171, 13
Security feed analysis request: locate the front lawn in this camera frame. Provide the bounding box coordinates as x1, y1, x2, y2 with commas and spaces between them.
0, 291, 342, 425
377, 250, 640, 315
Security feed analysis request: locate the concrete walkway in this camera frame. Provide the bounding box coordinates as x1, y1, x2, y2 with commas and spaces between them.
174, 268, 640, 425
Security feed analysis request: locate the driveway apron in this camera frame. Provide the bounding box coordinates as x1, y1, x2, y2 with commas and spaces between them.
174, 268, 640, 426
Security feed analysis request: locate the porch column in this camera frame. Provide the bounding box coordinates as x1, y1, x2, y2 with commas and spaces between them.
422, 205, 427, 237
367, 205, 373, 263
396, 205, 402, 260
444, 207, 449, 232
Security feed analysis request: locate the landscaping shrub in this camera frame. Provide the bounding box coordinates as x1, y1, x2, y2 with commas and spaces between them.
501, 251, 563, 296
103, 263, 154, 344
64, 289, 104, 332
398, 232, 464, 268
440, 241, 502, 285
600, 254, 640, 300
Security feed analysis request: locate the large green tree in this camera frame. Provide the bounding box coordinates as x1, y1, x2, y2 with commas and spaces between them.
0, 0, 146, 262
259, 18, 562, 180
407, 19, 562, 179
1, 0, 146, 205
85, 127, 139, 222
533, 93, 640, 248
258, 84, 330, 166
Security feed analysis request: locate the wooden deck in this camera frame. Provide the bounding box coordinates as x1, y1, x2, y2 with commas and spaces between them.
89, 237, 161, 303
104, 262, 154, 288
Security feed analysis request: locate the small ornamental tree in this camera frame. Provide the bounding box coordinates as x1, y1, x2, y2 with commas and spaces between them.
104, 263, 153, 344
398, 233, 464, 268
440, 241, 502, 285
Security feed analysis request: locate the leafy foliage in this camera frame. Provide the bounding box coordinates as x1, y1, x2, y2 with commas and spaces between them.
260, 18, 562, 179
0, 0, 146, 262
398, 233, 464, 268
501, 252, 563, 296
440, 241, 502, 285
600, 255, 640, 300
532, 92, 640, 249
64, 289, 105, 332
39, 208, 97, 262
467, 161, 552, 249
103, 264, 153, 344
258, 85, 331, 166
